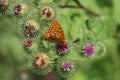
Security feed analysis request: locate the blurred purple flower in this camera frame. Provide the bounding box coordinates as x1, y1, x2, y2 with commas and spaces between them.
63, 62, 73, 70
83, 44, 94, 56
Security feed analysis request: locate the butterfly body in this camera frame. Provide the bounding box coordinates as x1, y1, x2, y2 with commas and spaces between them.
44, 20, 67, 44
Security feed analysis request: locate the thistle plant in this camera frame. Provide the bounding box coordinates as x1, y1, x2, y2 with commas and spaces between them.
0, 0, 106, 79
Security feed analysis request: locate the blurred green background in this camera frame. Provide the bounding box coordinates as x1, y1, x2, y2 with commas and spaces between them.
0, 0, 120, 80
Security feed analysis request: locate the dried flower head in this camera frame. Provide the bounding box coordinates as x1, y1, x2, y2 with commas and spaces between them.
0, 0, 8, 11
24, 20, 39, 37
40, 7, 54, 20
34, 53, 49, 69
83, 44, 95, 56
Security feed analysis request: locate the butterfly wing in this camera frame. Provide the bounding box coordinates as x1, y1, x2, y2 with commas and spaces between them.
44, 31, 50, 40
50, 20, 65, 40
44, 20, 67, 44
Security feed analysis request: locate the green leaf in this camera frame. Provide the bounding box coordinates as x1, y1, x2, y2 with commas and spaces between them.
113, 0, 120, 23
70, 16, 85, 41
70, 13, 81, 20
85, 17, 104, 36
52, 0, 60, 3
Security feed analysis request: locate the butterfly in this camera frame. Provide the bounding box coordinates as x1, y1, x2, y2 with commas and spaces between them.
43, 20, 67, 44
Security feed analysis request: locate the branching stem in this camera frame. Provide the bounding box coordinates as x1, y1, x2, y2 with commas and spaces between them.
58, 0, 100, 17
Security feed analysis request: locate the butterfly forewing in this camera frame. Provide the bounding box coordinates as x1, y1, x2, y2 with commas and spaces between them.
43, 20, 67, 44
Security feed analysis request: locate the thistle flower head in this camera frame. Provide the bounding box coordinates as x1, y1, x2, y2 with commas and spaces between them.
23, 39, 32, 47
83, 44, 95, 56
24, 20, 39, 37
63, 62, 73, 71
55, 43, 69, 54
34, 53, 49, 69
40, 6, 54, 20
14, 3, 27, 15
0, 0, 8, 11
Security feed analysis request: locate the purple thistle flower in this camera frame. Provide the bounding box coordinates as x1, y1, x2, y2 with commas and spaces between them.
23, 39, 32, 47
83, 44, 94, 56
63, 62, 73, 71
55, 43, 69, 54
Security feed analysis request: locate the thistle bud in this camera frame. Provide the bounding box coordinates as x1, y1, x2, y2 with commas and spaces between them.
0, 0, 8, 11
14, 3, 27, 16
40, 7, 55, 20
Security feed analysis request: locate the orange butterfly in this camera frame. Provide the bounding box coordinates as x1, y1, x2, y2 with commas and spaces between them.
43, 20, 67, 44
